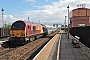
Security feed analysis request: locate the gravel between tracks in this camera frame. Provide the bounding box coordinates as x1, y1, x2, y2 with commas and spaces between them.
0, 38, 48, 60
0, 47, 9, 53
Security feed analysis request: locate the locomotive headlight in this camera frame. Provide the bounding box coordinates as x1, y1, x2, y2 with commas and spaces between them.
21, 33, 25, 36
11, 32, 15, 36
11, 34, 14, 36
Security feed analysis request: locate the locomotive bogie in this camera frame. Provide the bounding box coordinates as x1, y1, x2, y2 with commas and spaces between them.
9, 37, 26, 45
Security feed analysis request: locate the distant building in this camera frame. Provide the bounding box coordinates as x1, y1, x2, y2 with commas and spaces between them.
69, 6, 90, 27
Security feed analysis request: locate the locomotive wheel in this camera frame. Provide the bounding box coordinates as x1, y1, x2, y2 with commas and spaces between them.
36, 35, 39, 39
23, 40, 27, 45
27, 37, 31, 43
30, 36, 36, 41
30, 37, 34, 41
34, 36, 37, 40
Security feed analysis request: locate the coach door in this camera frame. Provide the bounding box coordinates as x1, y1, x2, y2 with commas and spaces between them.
33, 26, 36, 34
26, 25, 30, 35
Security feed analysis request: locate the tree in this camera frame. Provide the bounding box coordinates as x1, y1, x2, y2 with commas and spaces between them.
4, 22, 11, 28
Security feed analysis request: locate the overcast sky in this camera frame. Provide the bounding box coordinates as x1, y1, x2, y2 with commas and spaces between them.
0, 0, 90, 27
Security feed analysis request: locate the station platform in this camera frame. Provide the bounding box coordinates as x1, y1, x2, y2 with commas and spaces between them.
33, 30, 90, 60
60, 33, 88, 60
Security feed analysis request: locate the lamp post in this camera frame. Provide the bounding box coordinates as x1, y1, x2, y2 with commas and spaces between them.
1, 8, 4, 37
39, 20, 40, 24
65, 16, 67, 32
45, 22, 46, 25
67, 5, 69, 39
28, 17, 29, 21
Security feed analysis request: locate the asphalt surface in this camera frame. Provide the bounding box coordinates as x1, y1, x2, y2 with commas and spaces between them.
60, 33, 88, 60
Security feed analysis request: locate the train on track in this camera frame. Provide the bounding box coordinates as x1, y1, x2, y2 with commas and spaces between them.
9, 20, 57, 45
45, 25, 56, 34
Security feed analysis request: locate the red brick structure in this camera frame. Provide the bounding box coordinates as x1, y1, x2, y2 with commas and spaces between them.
69, 7, 90, 27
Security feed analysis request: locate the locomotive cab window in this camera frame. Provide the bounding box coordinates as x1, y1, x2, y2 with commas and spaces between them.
11, 22, 25, 30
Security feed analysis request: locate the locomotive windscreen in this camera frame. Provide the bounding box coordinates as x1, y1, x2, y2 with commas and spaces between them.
11, 21, 25, 30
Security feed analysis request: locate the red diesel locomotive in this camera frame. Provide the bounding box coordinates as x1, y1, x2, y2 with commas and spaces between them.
9, 20, 48, 45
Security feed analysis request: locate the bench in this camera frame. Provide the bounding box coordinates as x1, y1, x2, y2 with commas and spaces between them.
72, 36, 80, 48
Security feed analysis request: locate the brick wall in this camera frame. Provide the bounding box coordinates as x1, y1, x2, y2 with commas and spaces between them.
69, 8, 90, 27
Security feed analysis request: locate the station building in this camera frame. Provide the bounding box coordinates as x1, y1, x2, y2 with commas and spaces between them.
69, 6, 90, 27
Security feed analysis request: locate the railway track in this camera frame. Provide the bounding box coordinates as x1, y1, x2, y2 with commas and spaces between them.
0, 42, 21, 57
0, 30, 58, 60
0, 48, 16, 56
